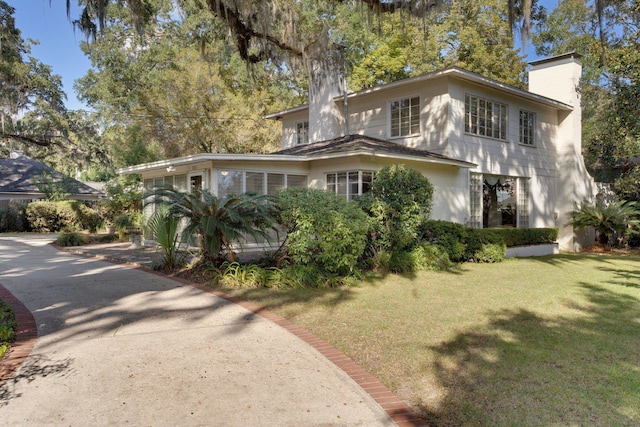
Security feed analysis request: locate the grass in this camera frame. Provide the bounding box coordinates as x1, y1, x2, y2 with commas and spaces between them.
222, 253, 640, 426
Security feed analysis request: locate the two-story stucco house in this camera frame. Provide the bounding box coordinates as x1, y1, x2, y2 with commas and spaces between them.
118, 52, 597, 251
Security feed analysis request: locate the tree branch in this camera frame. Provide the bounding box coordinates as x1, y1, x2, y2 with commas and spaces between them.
206, 0, 303, 63
1, 133, 57, 147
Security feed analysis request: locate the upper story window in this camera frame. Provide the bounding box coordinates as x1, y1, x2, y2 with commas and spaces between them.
326, 171, 375, 201
519, 110, 536, 146
465, 94, 507, 140
296, 121, 309, 145
390, 96, 420, 137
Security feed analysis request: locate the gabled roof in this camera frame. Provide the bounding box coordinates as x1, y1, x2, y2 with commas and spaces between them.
274, 135, 475, 168
264, 66, 573, 120
0, 154, 104, 198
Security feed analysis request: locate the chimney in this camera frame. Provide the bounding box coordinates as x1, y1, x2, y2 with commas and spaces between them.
528, 51, 582, 107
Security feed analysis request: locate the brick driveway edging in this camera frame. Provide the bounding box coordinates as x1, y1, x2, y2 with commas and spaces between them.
3, 244, 428, 427
0, 284, 38, 386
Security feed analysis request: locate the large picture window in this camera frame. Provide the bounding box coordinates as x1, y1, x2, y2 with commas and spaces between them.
469, 174, 529, 228
326, 170, 375, 200
465, 94, 507, 140
390, 96, 420, 137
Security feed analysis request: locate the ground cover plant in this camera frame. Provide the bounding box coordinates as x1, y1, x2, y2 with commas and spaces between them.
222, 253, 640, 426
0, 298, 17, 360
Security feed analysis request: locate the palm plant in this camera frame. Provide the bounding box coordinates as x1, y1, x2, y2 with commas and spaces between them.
148, 186, 276, 265
145, 205, 183, 270
568, 199, 640, 246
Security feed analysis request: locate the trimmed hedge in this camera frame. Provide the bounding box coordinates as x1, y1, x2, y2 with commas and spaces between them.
26, 200, 102, 233
471, 227, 558, 247
421, 220, 558, 263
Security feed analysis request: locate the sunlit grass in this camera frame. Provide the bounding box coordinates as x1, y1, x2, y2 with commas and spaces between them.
224, 254, 640, 426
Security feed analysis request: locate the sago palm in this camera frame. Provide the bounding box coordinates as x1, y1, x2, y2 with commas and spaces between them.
569, 199, 640, 246
150, 186, 276, 265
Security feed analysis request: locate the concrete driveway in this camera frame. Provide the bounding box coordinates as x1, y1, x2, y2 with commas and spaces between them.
0, 235, 409, 426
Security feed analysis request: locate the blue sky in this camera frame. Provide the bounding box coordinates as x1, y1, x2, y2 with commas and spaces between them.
8, 0, 91, 111
8, 0, 558, 112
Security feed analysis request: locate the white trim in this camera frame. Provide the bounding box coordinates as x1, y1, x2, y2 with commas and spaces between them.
264, 67, 573, 121
117, 150, 476, 175
387, 94, 421, 139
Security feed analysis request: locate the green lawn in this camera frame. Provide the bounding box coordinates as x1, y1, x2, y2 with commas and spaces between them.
223, 254, 640, 426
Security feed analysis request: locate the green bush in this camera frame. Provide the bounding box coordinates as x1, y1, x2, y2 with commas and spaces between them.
56, 232, 87, 247
421, 220, 557, 263
97, 177, 143, 226
210, 262, 358, 289
26, 200, 102, 233
420, 220, 469, 262
411, 243, 454, 271
56, 201, 102, 232
0, 298, 17, 361
276, 188, 368, 276
358, 164, 435, 270
26, 201, 61, 232
388, 250, 416, 274
472, 243, 506, 263
0, 201, 29, 232
211, 262, 270, 288
472, 227, 558, 247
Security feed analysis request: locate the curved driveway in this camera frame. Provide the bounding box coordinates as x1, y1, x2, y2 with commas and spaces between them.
0, 235, 396, 426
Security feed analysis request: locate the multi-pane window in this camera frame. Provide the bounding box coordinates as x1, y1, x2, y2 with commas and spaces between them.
519, 110, 536, 146
390, 96, 420, 137
143, 174, 188, 217
517, 178, 530, 227
471, 174, 530, 229
326, 171, 375, 200
465, 94, 507, 140
217, 170, 307, 197
469, 173, 483, 229
296, 121, 309, 145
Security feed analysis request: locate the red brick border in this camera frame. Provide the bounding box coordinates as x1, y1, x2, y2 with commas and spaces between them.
0, 284, 38, 387
56, 246, 428, 426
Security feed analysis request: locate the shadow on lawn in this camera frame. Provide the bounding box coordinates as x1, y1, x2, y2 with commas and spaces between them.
225, 286, 358, 321
419, 282, 640, 426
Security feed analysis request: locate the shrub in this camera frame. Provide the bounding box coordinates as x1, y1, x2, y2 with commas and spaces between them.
57, 232, 87, 247
276, 188, 368, 276
211, 262, 270, 288
0, 298, 17, 360
420, 220, 469, 262
0, 201, 29, 232
411, 243, 454, 271
473, 227, 558, 247
569, 199, 640, 246
209, 262, 358, 289
472, 243, 506, 263
26, 200, 101, 233
56, 201, 102, 232
422, 219, 558, 262
26, 201, 61, 232
358, 164, 435, 270
97, 176, 143, 226
388, 250, 415, 274
151, 187, 275, 265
